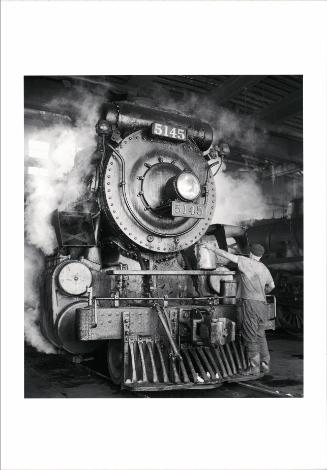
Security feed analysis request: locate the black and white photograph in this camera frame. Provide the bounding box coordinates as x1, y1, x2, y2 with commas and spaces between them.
24, 75, 303, 398
2, 2, 327, 470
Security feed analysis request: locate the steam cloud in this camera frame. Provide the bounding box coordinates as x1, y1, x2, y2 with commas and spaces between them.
213, 168, 269, 225
24, 90, 101, 352
24, 244, 56, 354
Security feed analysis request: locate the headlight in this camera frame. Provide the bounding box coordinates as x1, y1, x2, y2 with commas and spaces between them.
176, 172, 201, 201
58, 261, 92, 296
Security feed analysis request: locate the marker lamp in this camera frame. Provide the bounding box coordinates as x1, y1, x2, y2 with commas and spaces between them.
96, 120, 111, 135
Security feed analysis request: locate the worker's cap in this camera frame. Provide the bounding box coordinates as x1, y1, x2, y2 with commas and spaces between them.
250, 243, 265, 257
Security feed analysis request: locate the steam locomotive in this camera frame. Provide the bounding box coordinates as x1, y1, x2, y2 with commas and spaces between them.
246, 198, 303, 335
40, 102, 275, 391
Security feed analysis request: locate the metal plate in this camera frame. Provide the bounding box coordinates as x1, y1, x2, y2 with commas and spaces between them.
172, 201, 206, 219
151, 122, 187, 141
54, 210, 96, 247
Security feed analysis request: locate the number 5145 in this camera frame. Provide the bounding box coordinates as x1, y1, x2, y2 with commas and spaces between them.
152, 123, 187, 141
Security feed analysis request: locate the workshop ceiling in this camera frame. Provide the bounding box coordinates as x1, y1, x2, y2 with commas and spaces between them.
96, 75, 303, 140
24, 75, 303, 165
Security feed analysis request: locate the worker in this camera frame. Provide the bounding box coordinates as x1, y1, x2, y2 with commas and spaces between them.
204, 243, 275, 379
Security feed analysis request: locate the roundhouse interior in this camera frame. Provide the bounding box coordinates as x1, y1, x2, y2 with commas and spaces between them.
24, 75, 303, 398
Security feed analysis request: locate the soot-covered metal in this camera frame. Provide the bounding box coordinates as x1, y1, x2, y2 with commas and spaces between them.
24, 75, 303, 395
36, 100, 278, 392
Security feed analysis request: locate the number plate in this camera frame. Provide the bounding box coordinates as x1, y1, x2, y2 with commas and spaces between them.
151, 122, 187, 141
172, 201, 206, 219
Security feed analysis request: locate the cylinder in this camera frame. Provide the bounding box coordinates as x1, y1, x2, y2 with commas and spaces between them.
104, 102, 213, 151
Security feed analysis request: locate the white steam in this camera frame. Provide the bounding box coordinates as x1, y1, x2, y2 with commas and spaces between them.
25, 125, 96, 254
24, 244, 56, 354
213, 167, 269, 225
24, 91, 101, 352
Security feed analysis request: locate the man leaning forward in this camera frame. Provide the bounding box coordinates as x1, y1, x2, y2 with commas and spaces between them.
205, 243, 275, 379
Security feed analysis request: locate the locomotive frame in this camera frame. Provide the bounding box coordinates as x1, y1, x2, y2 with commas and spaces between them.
40, 102, 276, 391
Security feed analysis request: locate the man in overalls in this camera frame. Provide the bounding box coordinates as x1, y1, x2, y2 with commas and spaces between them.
205, 243, 275, 378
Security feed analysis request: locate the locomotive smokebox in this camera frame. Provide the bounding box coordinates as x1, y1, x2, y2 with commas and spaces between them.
103, 102, 213, 151
99, 102, 216, 254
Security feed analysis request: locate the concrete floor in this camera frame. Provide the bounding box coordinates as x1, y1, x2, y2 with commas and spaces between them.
25, 331, 303, 398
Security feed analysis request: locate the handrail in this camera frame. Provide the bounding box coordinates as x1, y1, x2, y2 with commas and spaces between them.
105, 270, 236, 276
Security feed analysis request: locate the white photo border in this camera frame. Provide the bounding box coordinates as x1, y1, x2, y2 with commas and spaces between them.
1, 1, 327, 469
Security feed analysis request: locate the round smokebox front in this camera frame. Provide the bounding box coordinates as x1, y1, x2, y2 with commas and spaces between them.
102, 129, 216, 253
